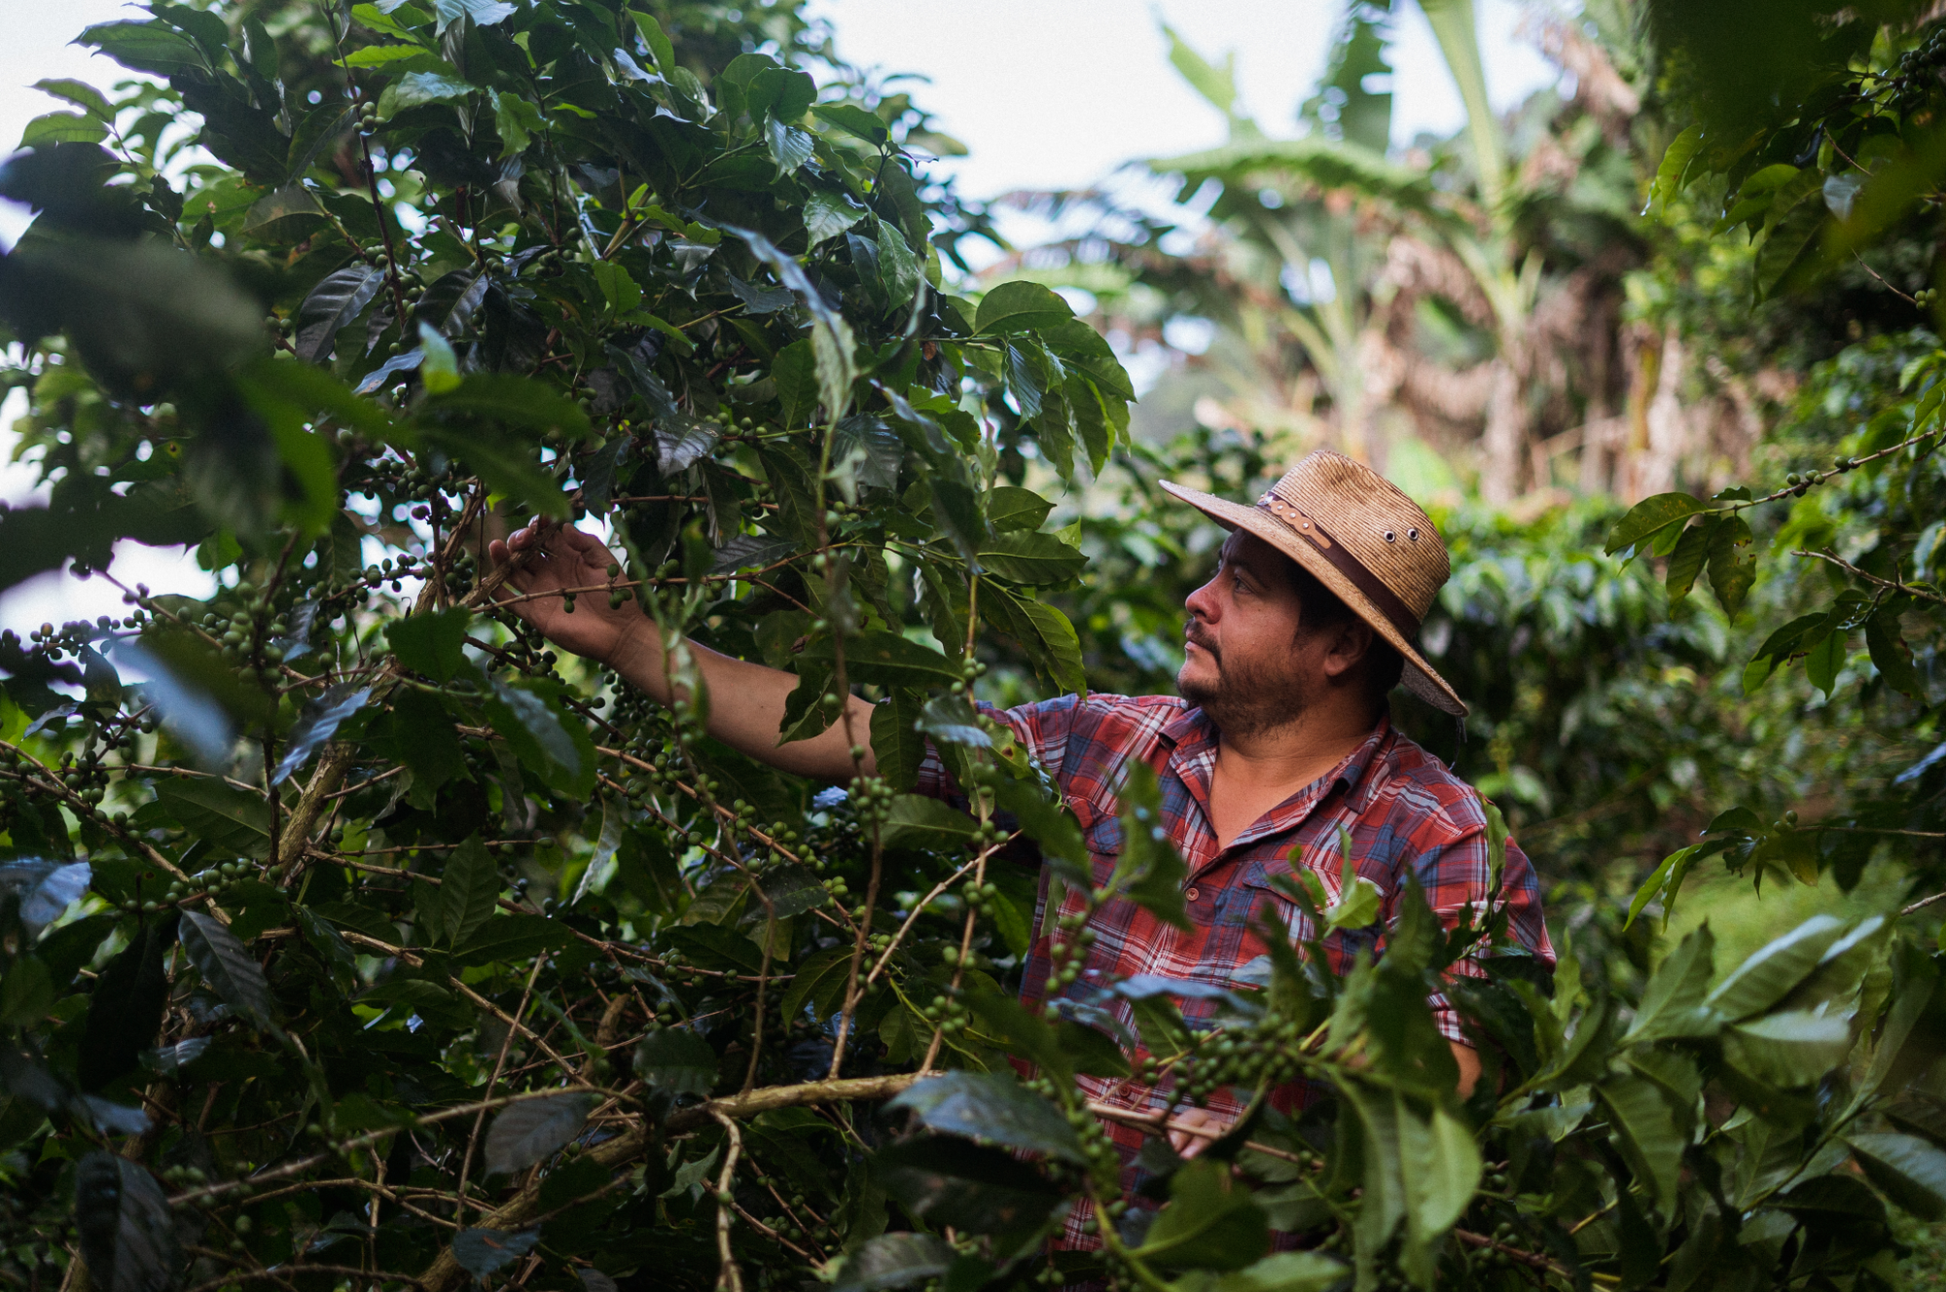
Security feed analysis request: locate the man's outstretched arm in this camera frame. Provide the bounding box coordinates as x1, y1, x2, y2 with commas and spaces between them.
486, 521, 876, 781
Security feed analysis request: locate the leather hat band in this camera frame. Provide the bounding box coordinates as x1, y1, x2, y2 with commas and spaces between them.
1256, 493, 1423, 642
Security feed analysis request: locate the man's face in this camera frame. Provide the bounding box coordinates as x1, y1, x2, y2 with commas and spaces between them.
1177, 532, 1316, 736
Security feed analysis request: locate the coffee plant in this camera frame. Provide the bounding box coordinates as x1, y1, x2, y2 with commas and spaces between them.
0, 4, 1938, 1292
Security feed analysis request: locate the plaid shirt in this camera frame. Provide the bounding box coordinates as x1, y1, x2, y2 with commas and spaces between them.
915, 693, 1553, 1248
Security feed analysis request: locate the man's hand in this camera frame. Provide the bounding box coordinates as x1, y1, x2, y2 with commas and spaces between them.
484, 520, 875, 780
487, 521, 650, 671
1167, 1107, 1231, 1159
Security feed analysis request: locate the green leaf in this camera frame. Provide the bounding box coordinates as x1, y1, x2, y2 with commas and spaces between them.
780, 946, 854, 1024
1596, 1075, 1683, 1214
748, 66, 818, 122
1755, 185, 1829, 299
870, 1137, 1061, 1240
1664, 515, 1716, 603
452, 914, 570, 965
293, 264, 385, 364
1866, 611, 1924, 696
629, 10, 675, 75
21, 114, 108, 148
634, 1027, 718, 1097
438, 836, 501, 950
422, 373, 592, 438
179, 911, 276, 1031
74, 1152, 178, 1292
813, 314, 859, 423
1706, 915, 1849, 1021
1324, 845, 1383, 932
986, 486, 1055, 533
0, 859, 90, 940
156, 778, 270, 859
377, 70, 478, 117
482, 679, 595, 799
1724, 1010, 1853, 1087
832, 1233, 954, 1292
1132, 1159, 1270, 1271
804, 189, 866, 247
32, 79, 112, 121
973, 280, 1076, 336
483, 1094, 594, 1177
385, 606, 473, 682
270, 683, 369, 785
812, 103, 890, 144
870, 691, 926, 792
977, 531, 1085, 585
1648, 123, 1706, 215
879, 796, 979, 852
1401, 1105, 1480, 1247
1704, 514, 1757, 619
990, 779, 1089, 884
800, 631, 960, 687
1802, 630, 1846, 697
77, 21, 205, 76
0, 956, 53, 1027
884, 1071, 1085, 1163
1171, 1252, 1349, 1292
1604, 493, 1714, 557
1017, 599, 1087, 696
1849, 1132, 1946, 1220
1624, 924, 1717, 1043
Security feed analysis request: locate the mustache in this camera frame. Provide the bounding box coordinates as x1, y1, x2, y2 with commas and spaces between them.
1183, 621, 1218, 658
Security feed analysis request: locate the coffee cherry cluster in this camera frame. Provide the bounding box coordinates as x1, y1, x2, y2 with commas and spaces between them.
1161, 1013, 1313, 1107
1041, 910, 1097, 1010
121, 860, 256, 913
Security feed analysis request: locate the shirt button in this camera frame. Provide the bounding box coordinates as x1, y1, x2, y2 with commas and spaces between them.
1185, 886, 1200, 901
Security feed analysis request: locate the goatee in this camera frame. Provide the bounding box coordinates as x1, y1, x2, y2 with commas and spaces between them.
1178, 627, 1310, 738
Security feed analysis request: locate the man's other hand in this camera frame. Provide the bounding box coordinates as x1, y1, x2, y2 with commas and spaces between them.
487, 522, 648, 670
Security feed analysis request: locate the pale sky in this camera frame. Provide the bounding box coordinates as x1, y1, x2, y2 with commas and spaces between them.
0, 0, 1561, 636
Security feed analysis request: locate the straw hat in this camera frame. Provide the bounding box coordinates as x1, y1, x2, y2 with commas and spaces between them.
1160, 450, 1465, 716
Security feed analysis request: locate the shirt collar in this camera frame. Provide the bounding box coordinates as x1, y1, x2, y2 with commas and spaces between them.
1167, 707, 1397, 855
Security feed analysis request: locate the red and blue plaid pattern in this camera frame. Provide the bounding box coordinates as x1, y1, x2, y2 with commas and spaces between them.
916, 693, 1554, 1247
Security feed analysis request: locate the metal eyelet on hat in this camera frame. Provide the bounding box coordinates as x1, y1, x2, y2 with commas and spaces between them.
1407, 528, 1420, 541
1383, 530, 1395, 542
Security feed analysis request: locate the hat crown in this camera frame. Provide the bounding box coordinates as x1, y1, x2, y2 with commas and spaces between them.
1261, 450, 1448, 621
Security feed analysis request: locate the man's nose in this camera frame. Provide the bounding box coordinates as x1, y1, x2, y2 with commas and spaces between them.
1184, 578, 1218, 623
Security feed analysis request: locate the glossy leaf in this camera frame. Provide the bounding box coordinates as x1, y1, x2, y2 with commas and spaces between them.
180, 911, 276, 1031
1132, 1159, 1270, 1271
634, 1027, 717, 1097
1849, 1132, 1946, 1220
270, 683, 369, 784
74, 1153, 177, 1292
156, 778, 270, 859
885, 1071, 1085, 1163
832, 1233, 954, 1292
484, 1094, 594, 1176
1705, 915, 1849, 1021
1603, 493, 1714, 557
872, 1136, 1062, 1239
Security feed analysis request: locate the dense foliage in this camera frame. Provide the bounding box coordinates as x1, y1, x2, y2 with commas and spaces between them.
0, 5, 1945, 1292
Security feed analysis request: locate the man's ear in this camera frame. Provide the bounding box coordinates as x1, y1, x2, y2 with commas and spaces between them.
1320, 617, 1375, 682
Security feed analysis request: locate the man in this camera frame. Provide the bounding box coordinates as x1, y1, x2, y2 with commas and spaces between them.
488, 449, 1552, 1236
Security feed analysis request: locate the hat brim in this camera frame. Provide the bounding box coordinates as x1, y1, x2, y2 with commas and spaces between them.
1159, 479, 1468, 717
